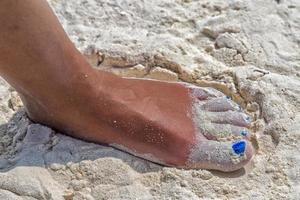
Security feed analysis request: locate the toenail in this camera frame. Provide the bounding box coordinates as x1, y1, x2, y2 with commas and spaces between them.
241, 130, 248, 136
232, 141, 246, 155
226, 96, 231, 100
238, 105, 242, 111
243, 114, 252, 123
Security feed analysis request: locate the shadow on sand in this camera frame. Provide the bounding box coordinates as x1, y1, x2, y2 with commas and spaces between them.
0, 109, 247, 178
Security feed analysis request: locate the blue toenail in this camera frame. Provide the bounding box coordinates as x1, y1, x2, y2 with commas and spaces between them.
232, 141, 246, 155
226, 96, 231, 100
243, 115, 251, 122
241, 130, 248, 136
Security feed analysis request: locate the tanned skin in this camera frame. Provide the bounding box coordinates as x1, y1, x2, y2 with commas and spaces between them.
0, 0, 254, 172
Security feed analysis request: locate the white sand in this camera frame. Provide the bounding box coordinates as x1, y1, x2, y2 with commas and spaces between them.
0, 0, 299, 199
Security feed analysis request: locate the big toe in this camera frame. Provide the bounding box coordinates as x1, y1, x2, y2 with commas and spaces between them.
187, 139, 254, 172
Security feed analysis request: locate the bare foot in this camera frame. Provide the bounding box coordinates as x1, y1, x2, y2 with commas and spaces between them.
20, 69, 254, 172
0, 0, 253, 172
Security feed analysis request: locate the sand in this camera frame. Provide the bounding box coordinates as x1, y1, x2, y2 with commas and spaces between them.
0, 0, 299, 199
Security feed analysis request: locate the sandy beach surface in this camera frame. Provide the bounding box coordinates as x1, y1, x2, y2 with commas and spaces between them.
0, 0, 299, 199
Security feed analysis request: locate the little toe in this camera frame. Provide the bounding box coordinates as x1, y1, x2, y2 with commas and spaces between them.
188, 139, 254, 172
201, 96, 241, 112
198, 123, 251, 141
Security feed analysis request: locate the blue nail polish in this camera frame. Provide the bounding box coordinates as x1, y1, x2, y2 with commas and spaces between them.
238, 105, 242, 111
232, 141, 246, 155
241, 130, 248, 136
226, 96, 231, 100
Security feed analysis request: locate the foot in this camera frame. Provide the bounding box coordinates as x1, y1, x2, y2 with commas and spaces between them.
20, 68, 254, 172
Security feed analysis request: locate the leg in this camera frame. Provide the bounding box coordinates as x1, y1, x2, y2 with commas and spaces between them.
0, 0, 254, 171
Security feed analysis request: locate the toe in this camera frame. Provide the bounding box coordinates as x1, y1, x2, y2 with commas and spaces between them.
198, 123, 251, 141
188, 139, 254, 172
201, 96, 241, 112
203, 110, 252, 127
188, 86, 225, 100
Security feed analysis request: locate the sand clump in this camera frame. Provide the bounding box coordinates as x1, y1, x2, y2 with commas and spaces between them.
0, 0, 299, 199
